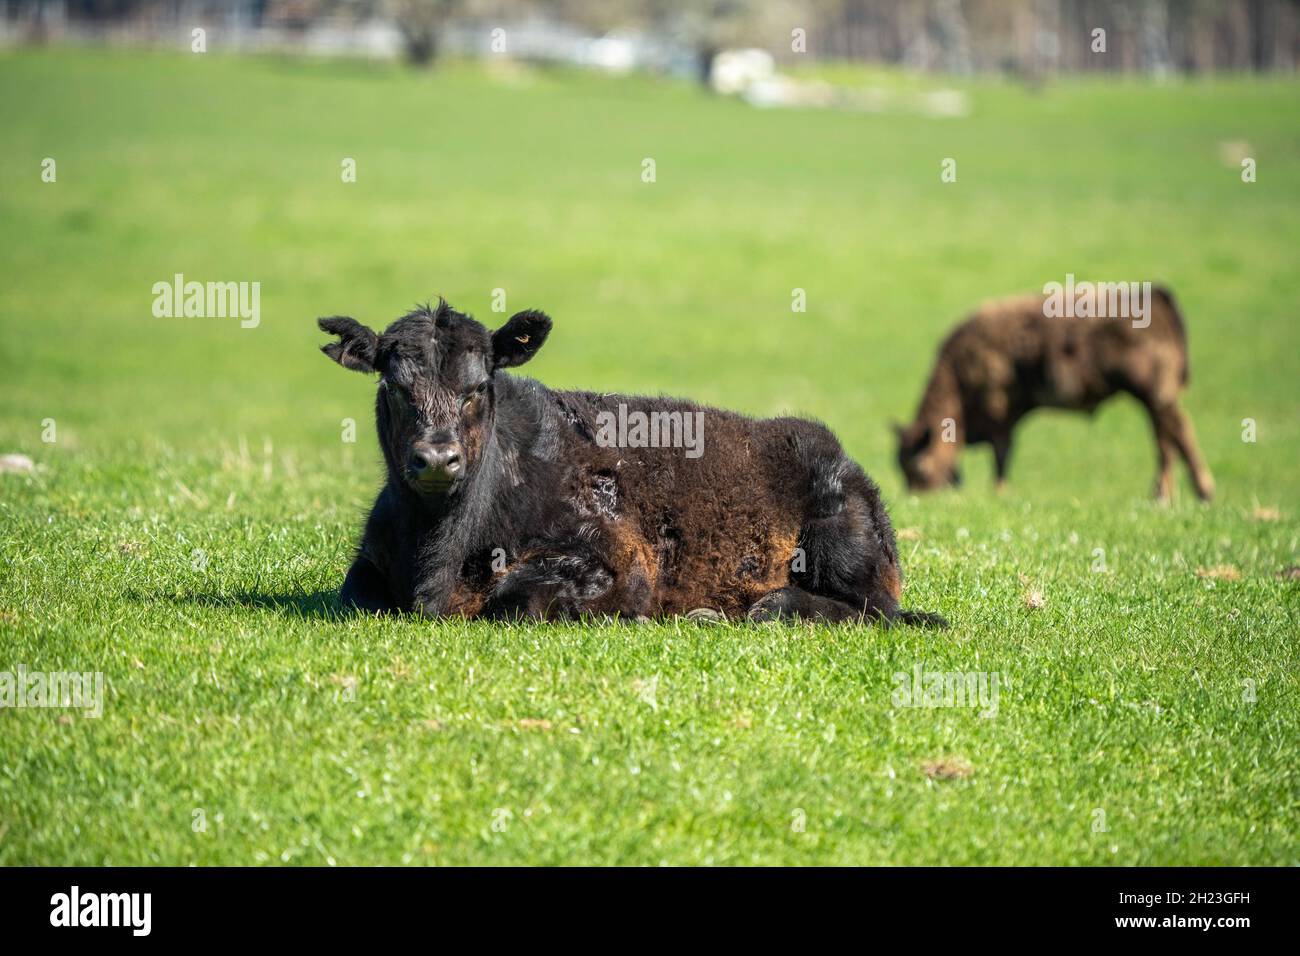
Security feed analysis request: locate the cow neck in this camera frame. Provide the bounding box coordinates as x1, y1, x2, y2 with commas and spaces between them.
917, 356, 963, 441
409, 426, 506, 615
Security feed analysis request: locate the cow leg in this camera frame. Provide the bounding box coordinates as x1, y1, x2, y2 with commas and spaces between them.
481, 539, 616, 621
1155, 432, 1176, 503
746, 586, 946, 628
1157, 402, 1215, 501
1150, 416, 1177, 504
339, 555, 398, 614
780, 446, 947, 628
991, 430, 1013, 493
747, 586, 866, 623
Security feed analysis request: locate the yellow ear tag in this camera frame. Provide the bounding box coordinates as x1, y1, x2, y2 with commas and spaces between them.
515, 335, 530, 344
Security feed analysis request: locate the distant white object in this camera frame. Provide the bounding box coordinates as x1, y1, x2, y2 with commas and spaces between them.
584, 34, 637, 73
710, 48, 775, 96
744, 77, 837, 110
918, 89, 970, 118
742, 77, 790, 108
0, 453, 35, 475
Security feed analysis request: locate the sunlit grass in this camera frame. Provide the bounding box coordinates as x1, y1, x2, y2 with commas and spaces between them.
0, 50, 1296, 865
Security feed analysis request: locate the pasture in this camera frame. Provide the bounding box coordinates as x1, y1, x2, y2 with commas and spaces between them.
0, 50, 1296, 864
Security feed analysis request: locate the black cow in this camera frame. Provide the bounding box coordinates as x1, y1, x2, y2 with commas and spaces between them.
320, 299, 945, 626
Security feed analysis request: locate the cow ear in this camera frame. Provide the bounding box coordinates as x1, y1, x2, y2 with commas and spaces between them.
491, 310, 551, 370
318, 316, 379, 373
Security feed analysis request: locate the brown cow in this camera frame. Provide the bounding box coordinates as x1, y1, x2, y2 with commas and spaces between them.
894, 285, 1214, 502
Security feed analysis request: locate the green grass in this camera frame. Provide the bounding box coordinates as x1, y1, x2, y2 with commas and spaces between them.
0, 50, 1297, 865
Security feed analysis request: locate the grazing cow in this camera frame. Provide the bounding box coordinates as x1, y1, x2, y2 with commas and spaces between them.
319, 299, 946, 626
894, 285, 1214, 502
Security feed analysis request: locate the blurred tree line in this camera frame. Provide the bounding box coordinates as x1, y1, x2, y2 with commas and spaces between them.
11, 0, 1297, 74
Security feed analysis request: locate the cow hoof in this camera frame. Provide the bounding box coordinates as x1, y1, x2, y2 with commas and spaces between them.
746, 590, 793, 622
685, 607, 725, 623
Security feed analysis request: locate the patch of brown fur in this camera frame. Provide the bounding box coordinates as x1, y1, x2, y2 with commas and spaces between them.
653, 521, 797, 618
444, 581, 487, 618
608, 521, 659, 595
879, 561, 902, 602
580, 410, 808, 618
594, 519, 660, 618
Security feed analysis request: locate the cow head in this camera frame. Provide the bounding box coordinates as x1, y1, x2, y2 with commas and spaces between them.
893, 420, 961, 492
319, 299, 551, 498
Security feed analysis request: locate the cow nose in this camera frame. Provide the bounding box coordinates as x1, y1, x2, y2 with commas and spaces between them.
408, 443, 462, 482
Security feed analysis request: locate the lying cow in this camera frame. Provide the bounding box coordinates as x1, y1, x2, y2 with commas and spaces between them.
319, 299, 945, 626
894, 285, 1214, 502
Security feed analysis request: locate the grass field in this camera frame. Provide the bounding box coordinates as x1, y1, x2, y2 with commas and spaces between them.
0, 49, 1297, 865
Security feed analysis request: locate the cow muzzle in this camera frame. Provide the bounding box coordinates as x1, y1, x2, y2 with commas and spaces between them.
408, 441, 463, 490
